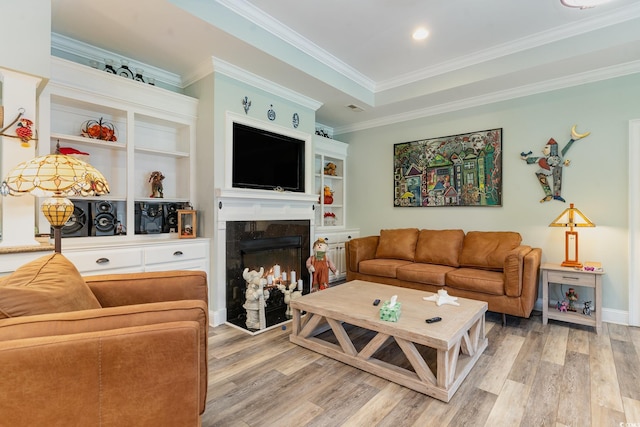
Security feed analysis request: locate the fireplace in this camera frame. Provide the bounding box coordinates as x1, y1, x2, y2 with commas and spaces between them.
226, 220, 311, 330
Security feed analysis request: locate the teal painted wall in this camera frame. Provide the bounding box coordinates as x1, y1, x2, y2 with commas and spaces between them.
339, 73, 640, 313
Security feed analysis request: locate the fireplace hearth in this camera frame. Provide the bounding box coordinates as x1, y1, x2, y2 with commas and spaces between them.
226, 220, 311, 330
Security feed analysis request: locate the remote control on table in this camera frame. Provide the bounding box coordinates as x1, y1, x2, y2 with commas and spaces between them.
425, 317, 442, 323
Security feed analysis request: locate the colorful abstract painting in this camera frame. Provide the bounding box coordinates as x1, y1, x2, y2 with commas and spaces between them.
394, 128, 502, 207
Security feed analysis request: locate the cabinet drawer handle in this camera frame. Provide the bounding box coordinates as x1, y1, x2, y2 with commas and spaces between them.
173, 251, 184, 256
562, 276, 580, 280
96, 258, 110, 264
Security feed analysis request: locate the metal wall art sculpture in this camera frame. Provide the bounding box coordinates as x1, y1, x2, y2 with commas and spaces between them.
394, 128, 502, 207
520, 125, 590, 203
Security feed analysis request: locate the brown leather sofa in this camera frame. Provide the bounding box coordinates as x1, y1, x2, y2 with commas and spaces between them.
346, 228, 542, 318
0, 267, 209, 426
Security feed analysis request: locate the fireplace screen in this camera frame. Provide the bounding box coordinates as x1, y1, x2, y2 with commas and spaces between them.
226, 220, 310, 331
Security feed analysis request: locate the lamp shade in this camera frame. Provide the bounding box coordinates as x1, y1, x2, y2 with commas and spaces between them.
1, 153, 110, 197
549, 203, 595, 229
1, 151, 110, 253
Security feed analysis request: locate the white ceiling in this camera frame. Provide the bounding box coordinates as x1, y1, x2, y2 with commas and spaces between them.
51, 0, 640, 133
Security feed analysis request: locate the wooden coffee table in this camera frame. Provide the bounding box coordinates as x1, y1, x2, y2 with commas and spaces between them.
289, 280, 488, 402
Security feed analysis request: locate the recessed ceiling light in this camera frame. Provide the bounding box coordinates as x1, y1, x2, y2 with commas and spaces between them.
561, 0, 614, 8
412, 28, 429, 41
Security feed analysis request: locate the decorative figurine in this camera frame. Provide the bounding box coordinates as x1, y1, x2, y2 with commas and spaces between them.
323, 186, 334, 204
306, 238, 337, 291
149, 171, 165, 198
278, 282, 302, 318
520, 125, 590, 203
566, 287, 579, 312
242, 267, 268, 330
0, 108, 36, 147
324, 162, 337, 176
557, 300, 569, 312
423, 289, 460, 306
583, 301, 592, 316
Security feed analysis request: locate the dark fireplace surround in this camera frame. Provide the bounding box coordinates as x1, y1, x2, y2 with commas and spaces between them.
226, 220, 311, 330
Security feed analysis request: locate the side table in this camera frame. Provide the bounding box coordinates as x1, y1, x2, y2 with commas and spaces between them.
541, 263, 604, 334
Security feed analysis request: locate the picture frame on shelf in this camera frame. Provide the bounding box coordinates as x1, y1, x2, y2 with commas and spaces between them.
178, 209, 197, 239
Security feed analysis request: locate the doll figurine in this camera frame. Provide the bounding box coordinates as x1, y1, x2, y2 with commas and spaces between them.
566, 287, 578, 312
306, 238, 337, 291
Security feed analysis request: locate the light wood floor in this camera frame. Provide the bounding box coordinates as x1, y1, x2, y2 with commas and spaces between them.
203, 312, 640, 427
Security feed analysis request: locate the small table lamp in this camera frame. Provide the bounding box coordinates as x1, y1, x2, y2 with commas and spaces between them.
1, 147, 110, 253
549, 203, 595, 268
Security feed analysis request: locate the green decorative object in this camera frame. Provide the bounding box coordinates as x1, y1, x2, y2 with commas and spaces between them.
379, 296, 401, 322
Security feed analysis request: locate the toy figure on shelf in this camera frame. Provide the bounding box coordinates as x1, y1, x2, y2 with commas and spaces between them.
149, 171, 165, 198
566, 287, 578, 311
583, 301, 592, 316
242, 267, 269, 330
306, 238, 337, 291
324, 162, 337, 176
323, 186, 334, 204
557, 300, 569, 312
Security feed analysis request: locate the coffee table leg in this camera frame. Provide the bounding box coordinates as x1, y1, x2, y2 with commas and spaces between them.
291, 307, 301, 335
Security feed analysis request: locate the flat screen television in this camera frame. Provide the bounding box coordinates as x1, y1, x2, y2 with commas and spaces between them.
232, 122, 305, 192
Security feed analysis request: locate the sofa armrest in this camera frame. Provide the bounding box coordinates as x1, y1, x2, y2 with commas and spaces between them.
85, 270, 208, 308
521, 247, 542, 311
0, 321, 201, 426
0, 300, 209, 415
503, 245, 531, 297
346, 236, 379, 273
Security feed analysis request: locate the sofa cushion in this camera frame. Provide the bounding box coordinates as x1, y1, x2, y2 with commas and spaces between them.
0, 253, 101, 319
375, 228, 419, 261
445, 268, 505, 296
396, 263, 455, 286
458, 231, 522, 270
359, 259, 413, 278
414, 229, 465, 267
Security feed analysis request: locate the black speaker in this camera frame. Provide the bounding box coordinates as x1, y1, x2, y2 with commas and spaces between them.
135, 202, 163, 234
93, 201, 119, 236
60, 200, 90, 237
163, 203, 181, 233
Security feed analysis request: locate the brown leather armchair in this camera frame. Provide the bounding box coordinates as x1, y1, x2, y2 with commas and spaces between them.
0, 270, 208, 427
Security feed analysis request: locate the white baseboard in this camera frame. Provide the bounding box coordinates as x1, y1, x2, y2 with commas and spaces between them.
210, 309, 227, 327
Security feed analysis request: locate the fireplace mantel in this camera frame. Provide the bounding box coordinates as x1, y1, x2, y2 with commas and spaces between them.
215, 188, 317, 223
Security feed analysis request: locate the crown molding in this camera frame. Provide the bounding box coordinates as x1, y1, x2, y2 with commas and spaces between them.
210, 57, 323, 111
376, 3, 640, 92
217, 0, 640, 96
335, 60, 640, 135
51, 32, 184, 89
216, 0, 376, 92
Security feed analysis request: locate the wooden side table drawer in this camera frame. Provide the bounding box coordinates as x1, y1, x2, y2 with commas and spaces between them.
547, 271, 595, 287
